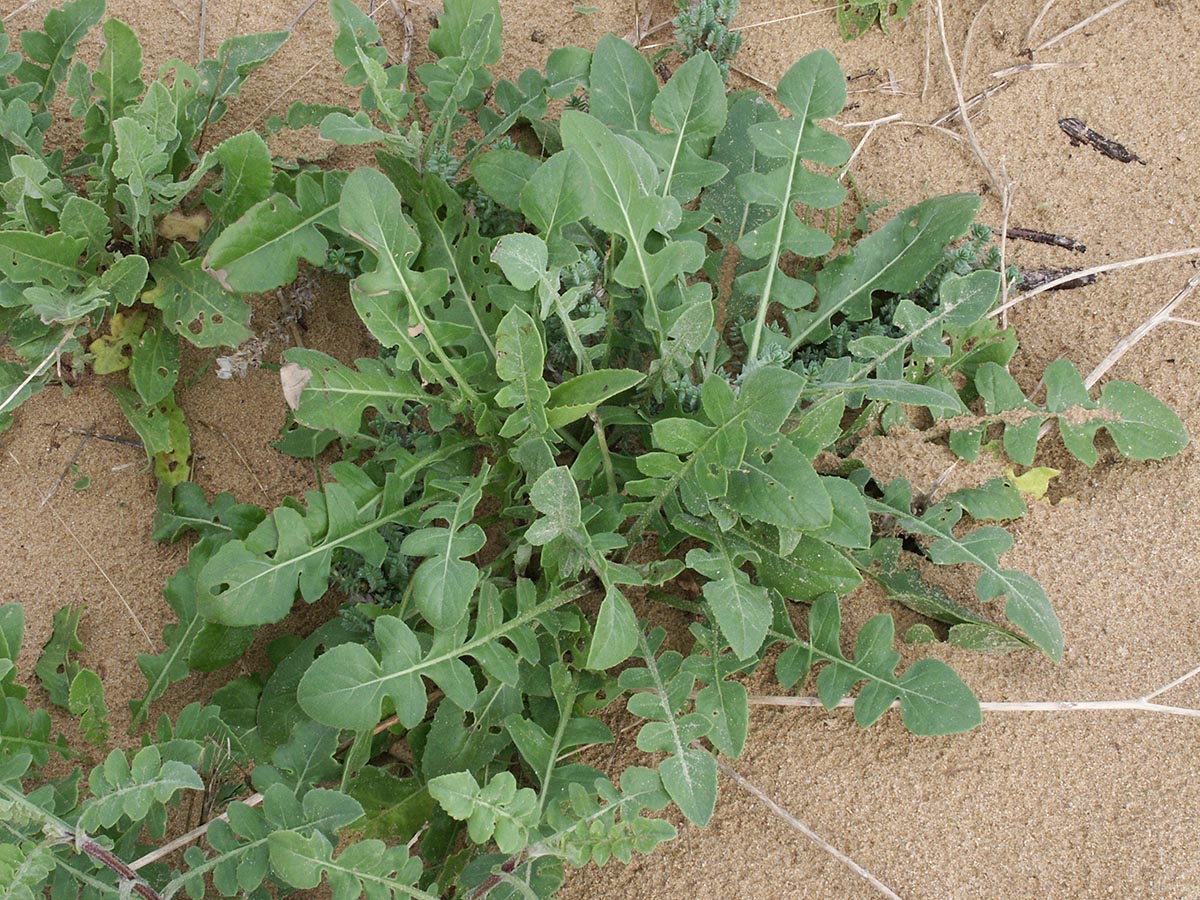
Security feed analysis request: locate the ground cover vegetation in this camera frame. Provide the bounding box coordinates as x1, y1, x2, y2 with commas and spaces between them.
0, 1, 1188, 897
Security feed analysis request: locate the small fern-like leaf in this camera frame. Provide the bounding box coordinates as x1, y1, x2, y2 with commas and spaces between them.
0, 840, 56, 900
428, 771, 539, 854
268, 830, 430, 900
77, 745, 203, 831
538, 767, 676, 867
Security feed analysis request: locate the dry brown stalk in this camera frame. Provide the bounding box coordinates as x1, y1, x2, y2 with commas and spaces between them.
930, 80, 1011, 127
990, 61, 1091, 78
732, 5, 839, 32
129, 793, 265, 871
5, 449, 156, 649
2, 0, 44, 23
960, 0, 996, 92
1082, 269, 1200, 389
0, 328, 76, 419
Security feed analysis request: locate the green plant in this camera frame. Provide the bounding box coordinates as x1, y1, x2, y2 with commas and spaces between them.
0, 0, 291, 483
673, 0, 743, 78
834, 0, 915, 39
0, 3, 1189, 899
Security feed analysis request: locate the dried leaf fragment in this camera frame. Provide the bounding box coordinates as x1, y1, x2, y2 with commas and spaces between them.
281, 363, 313, 410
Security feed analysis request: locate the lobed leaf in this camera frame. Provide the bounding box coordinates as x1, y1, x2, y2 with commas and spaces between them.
268, 830, 429, 900
145, 243, 253, 348
298, 580, 584, 732
198, 472, 411, 627
204, 172, 342, 293
788, 193, 981, 351
78, 744, 203, 830
33, 604, 83, 709
283, 349, 428, 437
400, 470, 488, 630
864, 480, 1063, 660
428, 771, 538, 853
777, 595, 982, 735
15, 0, 104, 111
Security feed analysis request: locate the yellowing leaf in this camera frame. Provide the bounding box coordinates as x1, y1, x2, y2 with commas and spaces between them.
157, 210, 208, 242
1006, 466, 1059, 501
89, 310, 148, 374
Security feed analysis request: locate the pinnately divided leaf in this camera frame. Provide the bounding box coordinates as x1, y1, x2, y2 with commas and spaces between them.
268, 830, 429, 900
78, 745, 203, 831
297, 580, 587, 732
198, 472, 410, 627
16, 0, 105, 111
620, 629, 718, 826
776, 595, 982, 735
144, 243, 254, 348
2, 17, 1193, 899
864, 479, 1064, 661
428, 771, 538, 853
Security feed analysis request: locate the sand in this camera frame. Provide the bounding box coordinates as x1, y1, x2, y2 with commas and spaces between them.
1, 1, 1197, 898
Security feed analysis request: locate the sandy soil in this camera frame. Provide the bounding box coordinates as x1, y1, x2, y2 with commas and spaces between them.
1, 1, 1198, 898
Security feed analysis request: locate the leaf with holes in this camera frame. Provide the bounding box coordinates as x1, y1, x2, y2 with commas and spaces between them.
145, 243, 253, 348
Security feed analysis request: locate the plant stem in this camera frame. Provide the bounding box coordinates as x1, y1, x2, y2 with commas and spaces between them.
1081, 269, 1200, 389
1033, 0, 1132, 51
129, 793, 263, 871
341, 729, 374, 792
588, 411, 618, 495
69, 836, 163, 900
745, 155, 799, 364
0, 785, 163, 899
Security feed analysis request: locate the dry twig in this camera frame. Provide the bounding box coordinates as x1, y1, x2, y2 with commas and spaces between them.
1024, 0, 1057, 49
0, 328, 76, 419
2, 0, 43, 23
165, 0, 192, 24
1082, 269, 1200, 388
921, 0, 932, 102
990, 61, 1090, 78
40, 436, 91, 507
195, 420, 273, 504
5, 449, 156, 649
730, 64, 776, 93
288, 0, 321, 31
747, 659, 1200, 720
838, 114, 902, 181
989, 248, 1200, 319
130, 793, 265, 871
934, 0, 1003, 194
717, 758, 904, 900
997, 159, 1015, 328
198, 0, 208, 61
1034, 0, 1134, 51
732, 5, 839, 32
960, 0, 996, 92
930, 81, 1010, 127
